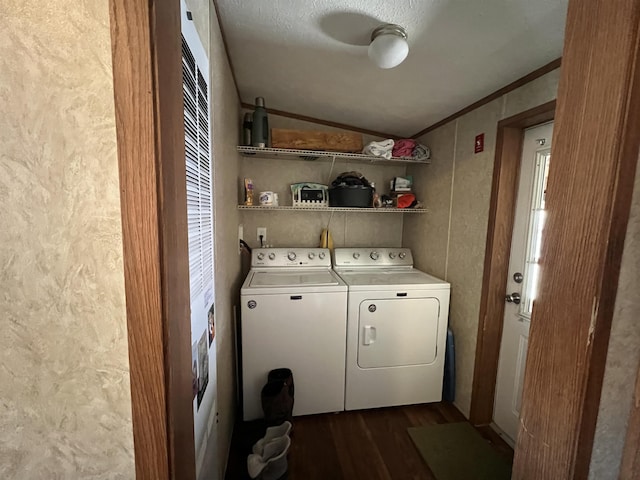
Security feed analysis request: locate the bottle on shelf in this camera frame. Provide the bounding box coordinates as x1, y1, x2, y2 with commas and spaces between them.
242, 112, 253, 146
244, 178, 255, 206
371, 182, 382, 208
251, 97, 269, 148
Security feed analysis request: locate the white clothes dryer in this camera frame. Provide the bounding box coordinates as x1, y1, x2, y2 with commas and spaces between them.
240, 248, 347, 421
332, 248, 450, 411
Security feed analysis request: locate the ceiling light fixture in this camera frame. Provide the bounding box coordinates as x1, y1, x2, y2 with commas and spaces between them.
368, 24, 409, 69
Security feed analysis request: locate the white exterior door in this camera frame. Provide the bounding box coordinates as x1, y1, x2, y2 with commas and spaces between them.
493, 122, 553, 444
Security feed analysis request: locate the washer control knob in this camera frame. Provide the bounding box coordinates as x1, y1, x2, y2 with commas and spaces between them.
353, 252, 360, 259
308, 252, 316, 260
268, 253, 276, 260
370, 251, 380, 260
399, 252, 407, 259
389, 252, 397, 259
287, 251, 297, 261
318, 252, 326, 259
257, 253, 265, 260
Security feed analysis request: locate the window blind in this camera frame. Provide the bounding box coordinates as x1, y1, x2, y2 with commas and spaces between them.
182, 34, 213, 303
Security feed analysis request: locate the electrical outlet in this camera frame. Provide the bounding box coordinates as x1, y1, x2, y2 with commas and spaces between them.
257, 227, 267, 244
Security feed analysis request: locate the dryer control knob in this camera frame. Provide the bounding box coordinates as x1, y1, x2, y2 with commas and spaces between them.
370, 251, 380, 260
268, 253, 276, 260
318, 252, 326, 259
389, 252, 397, 259
308, 252, 316, 260
399, 252, 407, 259
287, 251, 297, 261
257, 253, 265, 260
353, 252, 360, 259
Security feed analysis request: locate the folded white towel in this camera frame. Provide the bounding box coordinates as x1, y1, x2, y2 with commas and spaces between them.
363, 139, 395, 159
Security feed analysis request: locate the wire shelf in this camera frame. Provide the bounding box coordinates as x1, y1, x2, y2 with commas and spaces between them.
236, 146, 430, 165
237, 205, 428, 213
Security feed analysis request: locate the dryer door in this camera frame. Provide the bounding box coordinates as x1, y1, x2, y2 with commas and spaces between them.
357, 297, 439, 368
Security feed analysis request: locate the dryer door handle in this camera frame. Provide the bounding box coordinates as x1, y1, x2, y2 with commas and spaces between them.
363, 325, 377, 346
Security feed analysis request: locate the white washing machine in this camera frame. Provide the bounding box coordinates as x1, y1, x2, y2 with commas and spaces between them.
240, 248, 347, 421
332, 248, 450, 411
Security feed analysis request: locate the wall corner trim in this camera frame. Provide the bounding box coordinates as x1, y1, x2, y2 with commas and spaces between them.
411, 58, 562, 138
211, 0, 242, 104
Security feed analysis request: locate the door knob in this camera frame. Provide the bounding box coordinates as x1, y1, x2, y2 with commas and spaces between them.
505, 292, 521, 305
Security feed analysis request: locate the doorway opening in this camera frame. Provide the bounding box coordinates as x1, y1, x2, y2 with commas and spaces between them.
493, 121, 554, 444
469, 101, 556, 427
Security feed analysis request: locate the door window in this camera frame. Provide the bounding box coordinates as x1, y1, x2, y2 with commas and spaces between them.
520, 148, 551, 317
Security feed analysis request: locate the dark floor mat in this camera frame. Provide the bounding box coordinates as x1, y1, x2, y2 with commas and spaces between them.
408, 422, 512, 480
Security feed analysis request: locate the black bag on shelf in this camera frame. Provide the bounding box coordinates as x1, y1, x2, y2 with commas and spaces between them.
329, 171, 373, 208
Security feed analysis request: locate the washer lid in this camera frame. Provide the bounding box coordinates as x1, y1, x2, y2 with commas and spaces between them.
334, 268, 449, 289
250, 270, 340, 287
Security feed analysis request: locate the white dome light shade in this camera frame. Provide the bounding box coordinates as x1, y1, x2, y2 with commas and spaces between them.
368, 24, 409, 69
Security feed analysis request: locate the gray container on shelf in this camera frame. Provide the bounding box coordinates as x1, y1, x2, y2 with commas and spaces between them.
243, 112, 253, 146
251, 97, 269, 148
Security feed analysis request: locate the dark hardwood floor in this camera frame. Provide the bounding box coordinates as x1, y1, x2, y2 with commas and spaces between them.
225, 403, 513, 479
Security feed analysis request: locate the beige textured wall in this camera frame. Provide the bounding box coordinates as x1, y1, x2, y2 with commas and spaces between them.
240, 114, 407, 248
588, 160, 640, 479
0, 1, 134, 479
403, 68, 560, 416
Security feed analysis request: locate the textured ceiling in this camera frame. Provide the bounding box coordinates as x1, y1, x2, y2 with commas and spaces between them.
216, 0, 568, 137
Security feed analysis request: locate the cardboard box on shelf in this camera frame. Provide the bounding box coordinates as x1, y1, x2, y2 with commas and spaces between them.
270, 128, 363, 152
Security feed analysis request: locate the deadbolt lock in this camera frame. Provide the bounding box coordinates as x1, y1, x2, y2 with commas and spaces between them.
513, 272, 523, 283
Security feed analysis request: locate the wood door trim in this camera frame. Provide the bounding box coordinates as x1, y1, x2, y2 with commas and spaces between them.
469, 100, 556, 426
512, 0, 640, 476
154, 4, 197, 480
109, 1, 195, 479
